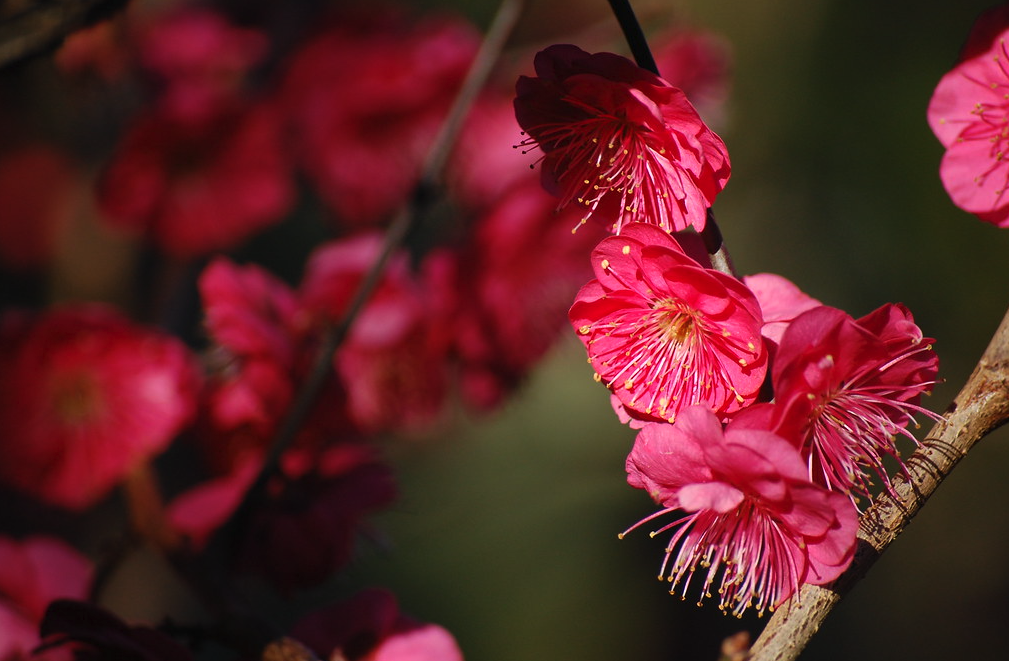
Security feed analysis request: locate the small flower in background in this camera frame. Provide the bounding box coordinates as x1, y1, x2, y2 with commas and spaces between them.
133, 6, 268, 125
280, 9, 480, 226
96, 101, 294, 257
928, 22, 1009, 227
622, 406, 858, 618
514, 44, 730, 234
198, 257, 302, 464
771, 304, 940, 499
301, 233, 455, 434
38, 600, 192, 661
652, 29, 732, 127
0, 145, 78, 272
168, 443, 396, 592
291, 588, 464, 661
0, 536, 92, 661
569, 223, 766, 424
450, 182, 606, 410
0, 305, 200, 510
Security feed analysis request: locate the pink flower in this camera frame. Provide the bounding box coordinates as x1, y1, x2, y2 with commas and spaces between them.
622, 406, 858, 617
280, 9, 479, 226
771, 304, 940, 499
652, 29, 732, 126
291, 588, 464, 661
569, 223, 766, 423
0, 305, 200, 510
301, 234, 453, 434
97, 101, 293, 257
449, 182, 606, 409
168, 444, 396, 591
742, 272, 822, 348
928, 25, 1009, 226
134, 6, 268, 124
514, 44, 730, 234
198, 257, 300, 446
0, 536, 92, 661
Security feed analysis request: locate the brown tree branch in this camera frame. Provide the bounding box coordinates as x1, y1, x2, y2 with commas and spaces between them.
747, 304, 1009, 661
0, 0, 128, 69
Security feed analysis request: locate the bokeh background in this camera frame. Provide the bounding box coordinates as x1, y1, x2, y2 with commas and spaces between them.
4, 0, 1009, 660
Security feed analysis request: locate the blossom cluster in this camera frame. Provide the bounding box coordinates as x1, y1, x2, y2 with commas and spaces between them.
0, 2, 683, 658
515, 43, 941, 617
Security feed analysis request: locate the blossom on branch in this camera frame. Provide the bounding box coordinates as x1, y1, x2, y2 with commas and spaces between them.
928, 24, 1009, 227
569, 223, 766, 424
771, 304, 940, 499
622, 406, 858, 618
514, 44, 730, 234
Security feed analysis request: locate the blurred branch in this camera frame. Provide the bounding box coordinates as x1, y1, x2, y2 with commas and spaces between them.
219, 0, 523, 541
0, 0, 128, 68
747, 304, 1009, 661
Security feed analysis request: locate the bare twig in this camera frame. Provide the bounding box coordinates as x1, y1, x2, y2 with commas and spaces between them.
747, 304, 1009, 661
218, 0, 523, 541
0, 0, 128, 68
605, 0, 736, 277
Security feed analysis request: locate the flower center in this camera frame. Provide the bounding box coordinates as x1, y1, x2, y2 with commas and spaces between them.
50, 371, 105, 426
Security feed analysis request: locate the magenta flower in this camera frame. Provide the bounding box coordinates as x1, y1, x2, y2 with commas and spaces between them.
928, 25, 1009, 227
0, 306, 200, 510
0, 536, 92, 661
291, 588, 463, 661
97, 101, 293, 257
569, 223, 766, 423
622, 406, 858, 617
280, 9, 479, 226
772, 304, 940, 499
514, 44, 730, 234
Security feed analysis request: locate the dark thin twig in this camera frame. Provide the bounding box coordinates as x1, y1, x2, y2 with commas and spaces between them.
605, 0, 658, 74
0, 0, 129, 69
605, 0, 737, 277
216, 0, 524, 541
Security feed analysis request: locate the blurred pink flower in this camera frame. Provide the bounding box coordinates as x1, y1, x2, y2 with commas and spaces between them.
97, 101, 293, 257
514, 44, 730, 234
280, 9, 479, 226
291, 588, 463, 661
0, 305, 200, 510
301, 234, 454, 434
169, 444, 397, 592
134, 6, 268, 124
0, 536, 92, 661
449, 182, 606, 409
652, 29, 732, 125
570, 223, 766, 424
622, 406, 858, 617
771, 304, 940, 499
928, 24, 1009, 227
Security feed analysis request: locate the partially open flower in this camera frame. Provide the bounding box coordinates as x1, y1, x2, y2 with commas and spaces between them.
515, 44, 730, 234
